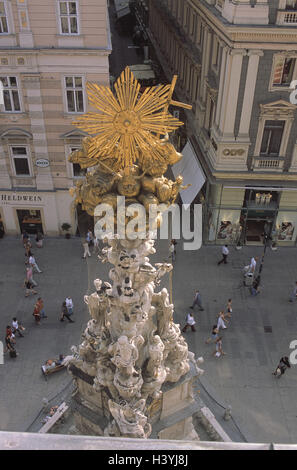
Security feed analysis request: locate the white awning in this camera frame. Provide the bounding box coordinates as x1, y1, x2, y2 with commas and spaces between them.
172, 140, 206, 206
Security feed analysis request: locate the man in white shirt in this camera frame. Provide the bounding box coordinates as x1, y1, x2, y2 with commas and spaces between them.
65, 297, 74, 315
29, 254, 42, 273
218, 245, 229, 265
182, 313, 196, 332
249, 256, 258, 273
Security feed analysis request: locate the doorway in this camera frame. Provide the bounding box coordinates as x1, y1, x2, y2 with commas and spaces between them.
245, 217, 273, 244
16, 209, 43, 235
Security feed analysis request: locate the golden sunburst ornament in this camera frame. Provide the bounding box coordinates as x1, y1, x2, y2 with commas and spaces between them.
73, 67, 186, 169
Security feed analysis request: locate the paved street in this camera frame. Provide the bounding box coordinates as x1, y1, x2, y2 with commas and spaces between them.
1, 234, 297, 443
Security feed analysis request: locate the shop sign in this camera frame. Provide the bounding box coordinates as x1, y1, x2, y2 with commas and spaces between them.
1, 193, 43, 204
35, 159, 49, 168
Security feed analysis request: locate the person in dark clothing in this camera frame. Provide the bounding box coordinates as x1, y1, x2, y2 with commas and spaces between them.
251, 275, 261, 296
60, 301, 75, 323
273, 356, 291, 377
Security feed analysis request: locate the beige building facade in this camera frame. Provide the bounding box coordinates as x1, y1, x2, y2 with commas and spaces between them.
0, 0, 111, 235
142, 0, 297, 246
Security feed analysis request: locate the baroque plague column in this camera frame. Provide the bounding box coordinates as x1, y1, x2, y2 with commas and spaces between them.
68, 68, 203, 440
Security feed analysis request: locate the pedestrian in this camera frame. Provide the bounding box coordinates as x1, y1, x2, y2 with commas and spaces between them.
35, 297, 47, 319
169, 239, 177, 262
65, 296, 74, 315
273, 356, 291, 378
82, 238, 91, 259
213, 337, 225, 358
32, 304, 41, 325
60, 301, 75, 323
29, 253, 42, 273
217, 311, 227, 331
251, 275, 261, 296
182, 312, 196, 332
289, 281, 297, 302
205, 325, 219, 344
12, 318, 25, 337
35, 232, 43, 248
218, 245, 229, 265
21, 231, 30, 246
226, 299, 232, 319
249, 256, 258, 274
190, 290, 204, 311
26, 266, 37, 287
23, 278, 38, 297
5, 326, 17, 357
24, 240, 32, 265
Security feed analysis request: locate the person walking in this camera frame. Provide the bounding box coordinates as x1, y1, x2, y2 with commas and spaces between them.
182, 312, 196, 332
226, 299, 232, 319
249, 256, 258, 274
169, 239, 177, 262
251, 276, 261, 296
29, 253, 42, 273
217, 311, 227, 331
273, 356, 291, 378
205, 325, 219, 344
289, 281, 297, 302
35, 297, 47, 319
60, 301, 75, 323
218, 245, 229, 265
65, 296, 74, 316
12, 318, 25, 338
213, 337, 226, 358
82, 238, 91, 259
35, 232, 43, 248
23, 278, 37, 297
190, 290, 204, 311
5, 327, 17, 357
26, 266, 37, 287
32, 304, 41, 325
24, 240, 32, 265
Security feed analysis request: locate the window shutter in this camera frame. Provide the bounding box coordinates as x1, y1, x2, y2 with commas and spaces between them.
273, 57, 285, 85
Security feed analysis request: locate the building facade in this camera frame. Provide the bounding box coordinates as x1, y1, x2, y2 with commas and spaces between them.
0, 0, 111, 236
141, 0, 297, 246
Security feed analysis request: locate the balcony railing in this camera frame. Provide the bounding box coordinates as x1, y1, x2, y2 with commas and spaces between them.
276, 10, 297, 25
252, 156, 285, 172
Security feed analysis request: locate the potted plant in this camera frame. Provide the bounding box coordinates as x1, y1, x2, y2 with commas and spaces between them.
236, 239, 243, 250
61, 223, 71, 239
271, 241, 278, 251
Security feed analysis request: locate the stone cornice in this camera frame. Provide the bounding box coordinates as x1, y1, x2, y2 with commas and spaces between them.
188, 0, 297, 49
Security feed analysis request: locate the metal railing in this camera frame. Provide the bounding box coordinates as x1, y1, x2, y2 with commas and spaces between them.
252, 156, 285, 171
276, 10, 297, 24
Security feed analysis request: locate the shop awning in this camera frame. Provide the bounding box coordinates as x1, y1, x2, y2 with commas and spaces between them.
129, 64, 155, 80
172, 140, 206, 206
114, 0, 130, 19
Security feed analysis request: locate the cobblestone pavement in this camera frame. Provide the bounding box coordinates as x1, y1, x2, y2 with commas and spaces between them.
1, 235, 297, 443
171, 240, 297, 444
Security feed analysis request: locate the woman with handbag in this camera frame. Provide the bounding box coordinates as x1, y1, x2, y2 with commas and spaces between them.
273, 356, 291, 378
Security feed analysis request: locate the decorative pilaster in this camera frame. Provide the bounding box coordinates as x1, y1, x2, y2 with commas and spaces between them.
237, 50, 264, 142
218, 49, 246, 139
22, 75, 54, 191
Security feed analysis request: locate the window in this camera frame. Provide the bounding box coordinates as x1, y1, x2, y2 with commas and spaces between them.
286, 0, 297, 10
11, 146, 30, 176
272, 57, 296, 87
0, 76, 21, 112
68, 146, 87, 177
65, 76, 84, 113
260, 120, 285, 157
59, 1, 78, 34
0, 1, 8, 33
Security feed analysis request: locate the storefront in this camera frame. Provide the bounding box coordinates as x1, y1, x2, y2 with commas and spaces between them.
205, 184, 297, 247
0, 190, 75, 236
